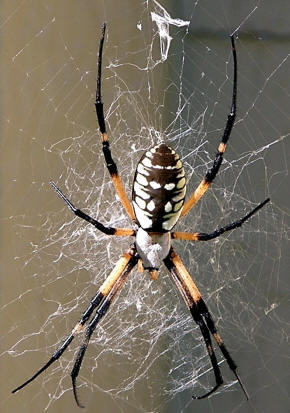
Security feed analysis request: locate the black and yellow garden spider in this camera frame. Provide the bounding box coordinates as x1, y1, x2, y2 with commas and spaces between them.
12, 24, 270, 407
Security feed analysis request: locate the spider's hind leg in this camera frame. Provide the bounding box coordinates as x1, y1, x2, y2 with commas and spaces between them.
164, 247, 248, 400
12, 247, 137, 401
198, 298, 249, 400
190, 301, 224, 399
70, 246, 138, 407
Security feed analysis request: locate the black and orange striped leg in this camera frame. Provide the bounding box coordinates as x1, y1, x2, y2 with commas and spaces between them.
95, 23, 135, 222
12, 247, 138, 399
164, 248, 248, 400
172, 198, 270, 241
181, 35, 237, 218
71, 249, 138, 407
50, 181, 135, 237
197, 298, 249, 399
190, 302, 223, 399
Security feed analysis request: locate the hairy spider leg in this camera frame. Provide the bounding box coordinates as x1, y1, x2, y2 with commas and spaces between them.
12, 247, 137, 398
164, 249, 222, 398
181, 35, 237, 218
197, 297, 249, 400
50, 181, 135, 237
172, 198, 270, 241
71, 250, 138, 407
164, 248, 248, 400
95, 23, 135, 222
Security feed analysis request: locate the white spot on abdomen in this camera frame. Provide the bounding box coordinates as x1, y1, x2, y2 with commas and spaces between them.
165, 201, 172, 212
136, 173, 148, 186
135, 196, 146, 209
133, 202, 152, 229
150, 181, 161, 189
137, 163, 150, 176
134, 182, 150, 200
164, 183, 175, 190
147, 200, 155, 211
142, 157, 152, 168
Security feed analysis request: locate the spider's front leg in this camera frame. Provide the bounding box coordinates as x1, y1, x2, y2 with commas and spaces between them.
181, 35, 237, 218
172, 198, 270, 241
95, 23, 135, 222
50, 181, 135, 237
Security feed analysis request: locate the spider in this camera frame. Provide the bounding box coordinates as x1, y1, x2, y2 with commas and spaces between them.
12, 24, 269, 407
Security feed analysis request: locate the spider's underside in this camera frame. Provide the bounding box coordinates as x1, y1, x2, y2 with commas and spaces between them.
12, 23, 270, 408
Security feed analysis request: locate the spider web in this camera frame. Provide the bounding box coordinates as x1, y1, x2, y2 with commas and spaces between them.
1, 1, 289, 413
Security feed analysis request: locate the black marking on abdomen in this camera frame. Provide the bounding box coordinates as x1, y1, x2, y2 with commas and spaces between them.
132, 143, 186, 232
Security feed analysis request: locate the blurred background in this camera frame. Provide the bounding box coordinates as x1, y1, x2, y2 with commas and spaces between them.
1, 1, 289, 413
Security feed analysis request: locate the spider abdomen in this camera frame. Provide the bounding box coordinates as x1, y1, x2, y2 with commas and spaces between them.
132, 143, 186, 232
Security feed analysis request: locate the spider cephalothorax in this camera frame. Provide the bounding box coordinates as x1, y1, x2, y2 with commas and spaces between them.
12, 23, 269, 407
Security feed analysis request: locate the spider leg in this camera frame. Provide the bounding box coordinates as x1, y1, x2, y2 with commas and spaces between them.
12, 247, 137, 396
164, 247, 248, 400
50, 181, 135, 237
172, 198, 269, 241
70, 249, 138, 408
191, 303, 223, 399
197, 298, 249, 400
181, 35, 237, 218
95, 23, 135, 222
